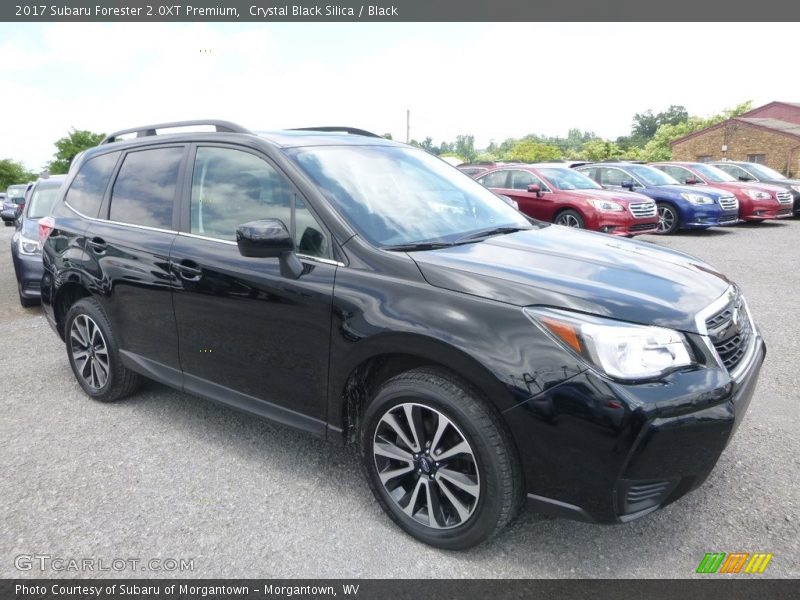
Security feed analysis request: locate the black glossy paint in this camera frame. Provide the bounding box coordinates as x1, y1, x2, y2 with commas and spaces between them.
41, 130, 766, 525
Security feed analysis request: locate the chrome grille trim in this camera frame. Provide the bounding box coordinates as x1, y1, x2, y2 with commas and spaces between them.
629, 202, 657, 218
698, 287, 758, 379
717, 195, 739, 211
777, 191, 792, 204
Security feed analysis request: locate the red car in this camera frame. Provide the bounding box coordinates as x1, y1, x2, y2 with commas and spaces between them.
652, 162, 793, 221
475, 164, 658, 236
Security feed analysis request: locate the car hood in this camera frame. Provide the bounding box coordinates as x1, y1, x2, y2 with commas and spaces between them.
567, 189, 653, 205
411, 226, 730, 333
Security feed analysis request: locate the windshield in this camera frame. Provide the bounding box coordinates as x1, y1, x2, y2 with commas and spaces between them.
537, 168, 602, 190
290, 145, 531, 246
690, 164, 736, 183
747, 163, 787, 180
626, 165, 679, 186
6, 185, 27, 199
27, 183, 62, 219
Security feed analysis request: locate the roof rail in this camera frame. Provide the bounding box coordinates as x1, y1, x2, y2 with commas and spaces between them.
100, 120, 253, 145
289, 126, 381, 138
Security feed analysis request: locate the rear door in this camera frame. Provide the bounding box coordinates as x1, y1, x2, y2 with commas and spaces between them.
84, 145, 185, 373
169, 144, 336, 430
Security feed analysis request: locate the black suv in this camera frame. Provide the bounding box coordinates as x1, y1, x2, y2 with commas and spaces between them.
41, 121, 765, 549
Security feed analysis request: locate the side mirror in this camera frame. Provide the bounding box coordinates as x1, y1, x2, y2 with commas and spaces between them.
684, 177, 698, 185
236, 219, 304, 279
527, 184, 542, 197
738, 175, 753, 182
621, 180, 636, 191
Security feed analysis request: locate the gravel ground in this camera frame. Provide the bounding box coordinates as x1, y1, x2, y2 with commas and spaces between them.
0, 220, 798, 579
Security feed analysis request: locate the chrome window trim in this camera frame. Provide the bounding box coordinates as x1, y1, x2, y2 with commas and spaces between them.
65, 201, 178, 234
176, 231, 345, 266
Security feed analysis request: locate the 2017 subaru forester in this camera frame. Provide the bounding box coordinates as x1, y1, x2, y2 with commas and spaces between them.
41, 121, 765, 549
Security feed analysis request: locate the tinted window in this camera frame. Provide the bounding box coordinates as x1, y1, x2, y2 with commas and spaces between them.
599, 168, 628, 187
658, 165, 695, 183
110, 147, 182, 229
478, 170, 510, 189
64, 152, 120, 217
714, 163, 747, 179
509, 170, 544, 191
191, 147, 330, 258
27, 182, 63, 219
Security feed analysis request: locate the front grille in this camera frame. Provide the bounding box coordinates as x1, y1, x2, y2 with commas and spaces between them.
777, 191, 793, 205
705, 294, 752, 372
718, 214, 738, 225
628, 222, 657, 232
629, 202, 657, 218
717, 195, 739, 211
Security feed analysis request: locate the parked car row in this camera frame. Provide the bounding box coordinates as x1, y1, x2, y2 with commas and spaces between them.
2, 182, 32, 225
465, 160, 799, 235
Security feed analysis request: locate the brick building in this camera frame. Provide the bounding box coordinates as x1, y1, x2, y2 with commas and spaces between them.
670, 101, 800, 177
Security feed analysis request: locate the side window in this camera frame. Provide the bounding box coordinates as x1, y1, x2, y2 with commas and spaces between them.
600, 168, 626, 187
717, 164, 748, 180
109, 147, 182, 229
478, 170, 509, 189
191, 147, 330, 259
64, 151, 120, 218
509, 170, 545, 191
661, 165, 694, 183
577, 167, 597, 183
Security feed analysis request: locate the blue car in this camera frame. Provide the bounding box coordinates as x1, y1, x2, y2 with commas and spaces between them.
575, 162, 739, 234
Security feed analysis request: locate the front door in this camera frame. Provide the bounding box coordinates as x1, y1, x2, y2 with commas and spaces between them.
170, 144, 336, 429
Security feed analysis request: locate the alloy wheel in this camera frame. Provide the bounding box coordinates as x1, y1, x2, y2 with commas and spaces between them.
69, 314, 110, 390
657, 205, 676, 233
372, 402, 480, 530
556, 213, 582, 228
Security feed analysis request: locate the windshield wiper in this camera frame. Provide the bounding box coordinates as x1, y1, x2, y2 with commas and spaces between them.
454, 226, 529, 244
382, 241, 455, 252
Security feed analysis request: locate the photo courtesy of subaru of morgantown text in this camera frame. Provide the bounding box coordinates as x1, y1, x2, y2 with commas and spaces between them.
37, 120, 765, 549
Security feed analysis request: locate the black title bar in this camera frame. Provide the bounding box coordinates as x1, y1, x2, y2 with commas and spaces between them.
3, 0, 800, 22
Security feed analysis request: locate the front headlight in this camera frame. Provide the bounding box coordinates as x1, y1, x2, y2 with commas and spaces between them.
744, 189, 772, 200
680, 192, 713, 205
588, 199, 625, 212
17, 234, 40, 255
524, 307, 695, 381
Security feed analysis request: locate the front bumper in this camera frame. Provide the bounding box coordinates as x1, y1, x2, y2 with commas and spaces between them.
593, 212, 659, 237
11, 248, 44, 299
683, 206, 737, 228
505, 329, 766, 524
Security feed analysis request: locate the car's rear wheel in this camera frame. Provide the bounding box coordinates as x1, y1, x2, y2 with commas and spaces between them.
555, 209, 585, 228
656, 203, 680, 234
361, 367, 523, 549
64, 298, 142, 402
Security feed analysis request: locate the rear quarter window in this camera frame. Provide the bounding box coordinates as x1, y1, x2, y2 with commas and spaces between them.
64, 151, 121, 218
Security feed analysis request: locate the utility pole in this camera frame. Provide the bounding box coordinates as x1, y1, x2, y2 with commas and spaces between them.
406, 109, 410, 144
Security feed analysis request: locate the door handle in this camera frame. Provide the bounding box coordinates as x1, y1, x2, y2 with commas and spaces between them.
174, 261, 203, 281
87, 237, 107, 253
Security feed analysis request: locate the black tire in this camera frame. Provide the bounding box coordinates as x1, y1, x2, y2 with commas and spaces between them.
554, 209, 585, 229
64, 297, 142, 402
361, 367, 523, 550
3, 221, 11, 227
656, 202, 680, 235
18, 283, 38, 308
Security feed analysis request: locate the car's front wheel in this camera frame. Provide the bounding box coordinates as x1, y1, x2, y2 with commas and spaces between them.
555, 209, 585, 229
64, 298, 142, 402
656, 203, 680, 234
361, 367, 523, 549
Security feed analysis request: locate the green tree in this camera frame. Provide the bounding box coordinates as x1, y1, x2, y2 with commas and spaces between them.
454, 135, 477, 163
630, 105, 689, 147
505, 139, 562, 162
47, 128, 106, 174
0, 159, 37, 190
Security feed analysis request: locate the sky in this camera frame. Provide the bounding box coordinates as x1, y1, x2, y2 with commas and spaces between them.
1, 22, 799, 171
